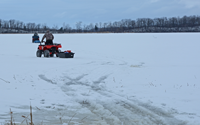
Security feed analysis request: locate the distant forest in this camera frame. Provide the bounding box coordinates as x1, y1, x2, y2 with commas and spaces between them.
0, 15, 200, 33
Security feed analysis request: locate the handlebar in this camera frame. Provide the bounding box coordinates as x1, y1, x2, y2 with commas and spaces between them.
40, 41, 45, 45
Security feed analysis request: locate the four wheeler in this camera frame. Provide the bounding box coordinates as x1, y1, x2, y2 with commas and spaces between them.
36, 42, 62, 57
36, 42, 75, 58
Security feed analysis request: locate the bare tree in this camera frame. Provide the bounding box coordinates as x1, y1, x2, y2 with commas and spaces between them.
103, 23, 107, 32
99, 22, 102, 31
9, 19, 16, 30
76, 21, 82, 32
0, 19, 2, 29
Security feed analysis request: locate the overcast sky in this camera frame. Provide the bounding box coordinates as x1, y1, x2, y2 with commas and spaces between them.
0, 0, 199, 28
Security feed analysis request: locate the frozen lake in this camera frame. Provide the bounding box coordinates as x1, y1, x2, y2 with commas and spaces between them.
0, 33, 200, 125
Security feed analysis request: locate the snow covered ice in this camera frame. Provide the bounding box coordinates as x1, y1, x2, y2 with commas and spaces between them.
0, 33, 200, 125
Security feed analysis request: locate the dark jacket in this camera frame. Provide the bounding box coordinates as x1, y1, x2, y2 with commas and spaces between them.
32, 35, 39, 40
42, 31, 54, 41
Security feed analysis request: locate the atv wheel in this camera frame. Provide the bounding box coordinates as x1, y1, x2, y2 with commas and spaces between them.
58, 49, 61, 53
36, 50, 42, 57
50, 54, 54, 57
44, 50, 50, 57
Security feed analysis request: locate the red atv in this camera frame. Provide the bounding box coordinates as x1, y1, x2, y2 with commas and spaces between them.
36, 42, 62, 57
36, 42, 75, 58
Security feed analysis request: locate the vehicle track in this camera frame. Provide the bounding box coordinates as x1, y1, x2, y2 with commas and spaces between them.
39, 73, 187, 125
1, 64, 188, 125
18, 55, 188, 124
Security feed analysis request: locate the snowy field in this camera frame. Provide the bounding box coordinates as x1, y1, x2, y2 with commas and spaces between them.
0, 33, 200, 125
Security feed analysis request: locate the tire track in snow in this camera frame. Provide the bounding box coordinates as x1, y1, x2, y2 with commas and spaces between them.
38, 67, 187, 125
38, 74, 57, 84
57, 74, 187, 125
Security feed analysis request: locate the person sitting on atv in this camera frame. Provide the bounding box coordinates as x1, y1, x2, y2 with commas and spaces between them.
41, 30, 54, 45
32, 32, 39, 43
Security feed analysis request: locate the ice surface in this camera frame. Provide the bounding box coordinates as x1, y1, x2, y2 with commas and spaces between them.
0, 33, 200, 125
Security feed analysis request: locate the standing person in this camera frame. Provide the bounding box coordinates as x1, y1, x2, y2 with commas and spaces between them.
41, 30, 54, 45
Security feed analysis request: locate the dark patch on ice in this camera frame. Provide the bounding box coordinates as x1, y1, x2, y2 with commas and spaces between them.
57, 104, 65, 107
63, 74, 108, 92
79, 100, 91, 107
180, 112, 196, 116
38, 74, 57, 84
45, 106, 51, 108
64, 74, 89, 87
130, 62, 145, 68
81, 93, 90, 96
40, 99, 45, 104
93, 76, 107, 85
101, 61, 114, 65
86, 61, 96, 64
0, 78, 10, 83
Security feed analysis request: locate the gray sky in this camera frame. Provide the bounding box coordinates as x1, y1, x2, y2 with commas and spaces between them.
0, 0, 199, 28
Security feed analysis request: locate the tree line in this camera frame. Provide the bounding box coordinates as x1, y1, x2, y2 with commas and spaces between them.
0, 15, 200, 33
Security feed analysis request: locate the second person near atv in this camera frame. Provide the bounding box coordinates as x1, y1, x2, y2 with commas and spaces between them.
32, 32, 39, 43
41, 30, 54, 45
